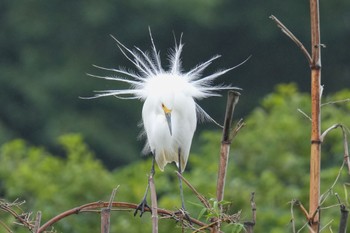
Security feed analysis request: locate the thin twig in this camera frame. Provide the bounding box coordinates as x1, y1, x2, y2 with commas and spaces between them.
290, 200, 297, 233
176, 171, 210, 209
320, 124, 350, 174
0, 220, 13, 233
297, 108, 312, 121
33, 211, 41, 233
319, 219, 334, 232
149, 171, 158, 233
269, 15, 312, 64
0, 200, 34, 230
320, 124, 340, 142
321, 98, 350, 107
294, 200, 310, 219
297, 220, 315, 233
244, 192, 256, 233
229, 118, 245, 141
192, 221, 218, 233
319, 160, 345, 207
101, 187, 119, 233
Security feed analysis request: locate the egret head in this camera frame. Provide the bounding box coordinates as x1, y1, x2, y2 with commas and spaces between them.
86, 29, 244, 125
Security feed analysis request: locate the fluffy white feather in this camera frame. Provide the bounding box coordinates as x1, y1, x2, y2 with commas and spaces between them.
87, 29, 243, 171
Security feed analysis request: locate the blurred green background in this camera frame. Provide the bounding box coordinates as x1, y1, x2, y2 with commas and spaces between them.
0, 0, 349, 232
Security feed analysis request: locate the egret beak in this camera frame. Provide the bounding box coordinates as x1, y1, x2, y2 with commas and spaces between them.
162, 103, 172, 136
165, 112, 172, 136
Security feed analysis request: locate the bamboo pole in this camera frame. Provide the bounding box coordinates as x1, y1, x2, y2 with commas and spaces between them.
309, 0, 322, 232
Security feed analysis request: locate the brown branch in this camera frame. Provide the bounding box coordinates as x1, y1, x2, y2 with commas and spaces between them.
33, 211, 42, 233
341, 126, 350, 174
101, 208, 111, 233
0, 220, 12, 233
216, 91, 240, 204
37, 201, 208, 233
193, 221, 218, 233
290, 200, 297, 233
149, 169, 158, 233
244, 192, 256, 233
294, 200, 310, 220
214, 91, 241, 233
0, 200, 34, 230
269, 15, 312, 65
176, 171, 210, 209
101, 187, 118, 233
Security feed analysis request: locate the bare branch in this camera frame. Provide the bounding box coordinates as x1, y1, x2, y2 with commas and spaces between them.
0, 200, 34, 230
244, 192, 256, 233
320, 124, 341, 142
321, 98, 350, 107
216, 91, 240, 205
320, 161, 345, 206
101, 187, 119, 233
229, 118, 245, 141
33, 211, 42, 233
290, 200, 297, 233
320, 124, 350, 174
294, 200, 310, 220
297, 108, 312, 121
176, 171, 210, 209
38, 201, 208, 233
0, 220, 13, 233
269, 15, 312, 64
338, 203, 349, 233
149, 169, 158, 233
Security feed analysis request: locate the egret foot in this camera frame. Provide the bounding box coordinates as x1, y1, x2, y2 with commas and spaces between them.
134, 198, 151, 217
134, 155, 155, 217
176, 148, 192, 224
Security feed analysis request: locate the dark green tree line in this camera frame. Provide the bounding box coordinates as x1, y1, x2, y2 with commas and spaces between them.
1, 1, 349, 168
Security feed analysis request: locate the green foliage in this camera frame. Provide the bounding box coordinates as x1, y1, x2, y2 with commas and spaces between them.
191, 84, 350, 232
0, 134, 115, 232
0, 86, 349, 232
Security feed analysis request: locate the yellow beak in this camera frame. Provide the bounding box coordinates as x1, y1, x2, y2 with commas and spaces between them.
162, 104, 172, 136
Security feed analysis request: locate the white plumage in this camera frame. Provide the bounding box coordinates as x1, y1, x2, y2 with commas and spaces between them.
88, 30, 242, 172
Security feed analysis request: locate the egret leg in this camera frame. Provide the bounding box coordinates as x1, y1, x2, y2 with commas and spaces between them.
134, 155, 155, 217
177, 148, 192, 224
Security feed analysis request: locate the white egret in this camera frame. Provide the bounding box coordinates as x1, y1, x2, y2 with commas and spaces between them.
87, 29, 243, 217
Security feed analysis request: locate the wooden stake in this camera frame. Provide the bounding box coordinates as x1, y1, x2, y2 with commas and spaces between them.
309, 0, 322, 232
216, 91, 240, 204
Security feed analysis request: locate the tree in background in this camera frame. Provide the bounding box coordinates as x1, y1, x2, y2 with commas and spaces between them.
1, 0, 350, 168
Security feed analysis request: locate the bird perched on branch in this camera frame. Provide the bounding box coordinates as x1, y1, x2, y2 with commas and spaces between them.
86, 29, 245, 217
